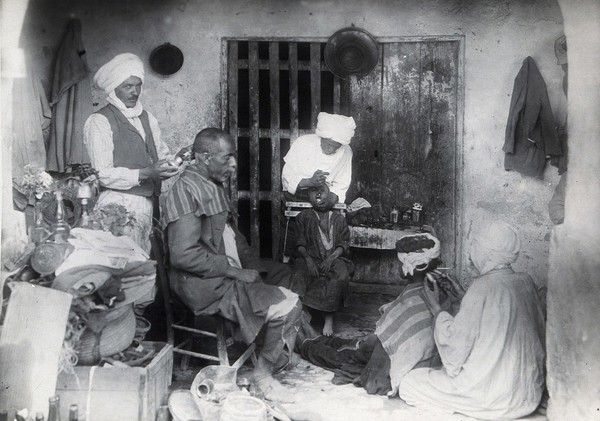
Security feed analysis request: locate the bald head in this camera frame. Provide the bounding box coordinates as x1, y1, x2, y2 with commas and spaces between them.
193, 128, 233, 155
193, 128, 237, 183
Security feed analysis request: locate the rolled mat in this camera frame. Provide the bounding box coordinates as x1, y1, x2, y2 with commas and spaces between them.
76, 304, 136, 365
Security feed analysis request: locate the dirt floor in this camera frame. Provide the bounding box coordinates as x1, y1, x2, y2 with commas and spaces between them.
158, 292, 548, 421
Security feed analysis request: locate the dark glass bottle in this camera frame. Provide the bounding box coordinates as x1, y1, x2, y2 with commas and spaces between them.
52, 191, 70, 243
68, 404, 78, 421
47, 395, 61, 421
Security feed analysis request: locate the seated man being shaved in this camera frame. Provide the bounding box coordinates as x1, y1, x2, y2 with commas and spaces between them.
162, 128, 301, 403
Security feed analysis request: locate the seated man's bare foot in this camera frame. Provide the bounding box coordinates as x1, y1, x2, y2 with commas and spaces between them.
254, 374, 296, 403
323, 314, 334, 336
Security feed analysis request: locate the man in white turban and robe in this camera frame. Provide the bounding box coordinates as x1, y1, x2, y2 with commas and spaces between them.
281, 112, 356, 256
399, 220, 546, 420
282, 112, 355, 206
84, 53, 185, 253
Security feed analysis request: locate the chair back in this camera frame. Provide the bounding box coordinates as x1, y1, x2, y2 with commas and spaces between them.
149, 226, 175, 344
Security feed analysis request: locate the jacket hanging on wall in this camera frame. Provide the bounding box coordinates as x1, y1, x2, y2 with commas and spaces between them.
46, 18, 93, 173
503, 56, 561, 179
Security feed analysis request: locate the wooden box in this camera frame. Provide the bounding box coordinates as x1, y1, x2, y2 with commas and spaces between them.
56, 342, 173, 421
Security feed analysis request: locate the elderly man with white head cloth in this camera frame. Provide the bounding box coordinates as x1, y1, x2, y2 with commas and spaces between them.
399, 220, 546, 420
282, 112, 356, 206
84, 53, 186, 253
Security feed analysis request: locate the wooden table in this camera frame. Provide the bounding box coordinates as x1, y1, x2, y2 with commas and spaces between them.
349, 225, 422, 249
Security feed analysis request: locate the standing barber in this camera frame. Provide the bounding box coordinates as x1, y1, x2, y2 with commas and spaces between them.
84, 53, 186, 252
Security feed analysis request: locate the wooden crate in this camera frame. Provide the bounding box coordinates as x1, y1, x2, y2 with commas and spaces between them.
56, 342, 173, 421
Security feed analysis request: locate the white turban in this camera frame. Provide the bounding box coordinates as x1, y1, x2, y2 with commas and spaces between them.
471, 220, 520, 274
315, 112, 356, 145
396, 233, 441, 276
93, 53, 145, 94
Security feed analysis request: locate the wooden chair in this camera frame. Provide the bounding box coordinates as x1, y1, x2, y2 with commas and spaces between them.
282, 201, 347, 262
150, 227, 256, 370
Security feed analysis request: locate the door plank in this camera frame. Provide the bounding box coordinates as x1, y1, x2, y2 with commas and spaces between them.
248, 41, 260, 248
228, 41, 239, 210
420, 41, 459, 267
346, 43, 384, 207
289, 43, 299, 142
310, 43, 321, 129
269, 42, 282, 258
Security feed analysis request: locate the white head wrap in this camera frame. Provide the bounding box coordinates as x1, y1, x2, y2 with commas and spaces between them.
93, 53, 145, 94
470, 220, 520, 275
315, 112, 356, 145
396, 233, 441, 276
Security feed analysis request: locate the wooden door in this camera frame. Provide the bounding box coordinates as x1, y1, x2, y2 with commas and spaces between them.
223, 37, 462, 277
347, 39, 462, 275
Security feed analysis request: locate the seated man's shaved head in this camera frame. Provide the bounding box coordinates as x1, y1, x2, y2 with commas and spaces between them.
193, 128, 232, 155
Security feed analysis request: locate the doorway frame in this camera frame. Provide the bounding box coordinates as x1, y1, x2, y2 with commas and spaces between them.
220, 35, 465, 275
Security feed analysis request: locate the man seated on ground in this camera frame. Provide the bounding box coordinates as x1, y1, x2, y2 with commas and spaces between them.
400, 220, 546, 420
288, 184, 354, 336
161, 128, 301, 403
295, 232, 464, 396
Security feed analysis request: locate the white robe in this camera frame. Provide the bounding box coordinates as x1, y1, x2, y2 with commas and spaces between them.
399, 268, 545, 420
281, 134, 352, 203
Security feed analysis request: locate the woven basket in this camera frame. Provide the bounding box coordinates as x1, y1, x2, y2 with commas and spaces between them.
76, 304, 136, 365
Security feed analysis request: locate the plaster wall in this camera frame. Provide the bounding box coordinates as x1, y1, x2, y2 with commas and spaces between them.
546, 1, 600, 418
13, 0, 566, 288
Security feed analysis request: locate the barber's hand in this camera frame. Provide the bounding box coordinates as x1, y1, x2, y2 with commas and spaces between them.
139, 160, 179, 180
420, 273, 443, 316
229, 268, 261, 283
305, 257, 319, 278
308, 170, 329, 187
433, 270, 466, 300
175, 144, 193, 160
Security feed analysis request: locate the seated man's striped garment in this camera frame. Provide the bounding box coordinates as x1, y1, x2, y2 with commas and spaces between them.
375, 282, 437, 395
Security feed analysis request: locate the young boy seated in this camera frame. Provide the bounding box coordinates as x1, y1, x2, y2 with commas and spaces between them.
288, 184, 354, 336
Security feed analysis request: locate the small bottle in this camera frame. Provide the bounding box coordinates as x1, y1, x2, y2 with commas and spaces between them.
78, 198, 90, 228
47, 395, 61, 421
51, 191, 70, 243
32, 207, 49, 245
390, 207, 399, 224
68, 404, 78, 421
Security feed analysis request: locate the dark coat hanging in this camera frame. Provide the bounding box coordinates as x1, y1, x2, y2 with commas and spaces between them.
503, 56, 562, 178
46, 18, 92, 173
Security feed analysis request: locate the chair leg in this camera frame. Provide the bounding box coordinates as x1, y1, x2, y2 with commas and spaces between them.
216, 317, 230, 366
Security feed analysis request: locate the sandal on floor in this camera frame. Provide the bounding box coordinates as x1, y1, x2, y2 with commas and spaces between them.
254, 376, 296, 404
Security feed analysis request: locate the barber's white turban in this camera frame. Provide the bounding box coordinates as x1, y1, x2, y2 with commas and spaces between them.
93, 53, 145, 94
315, 112, 356, 145
471, 220, 521, 274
